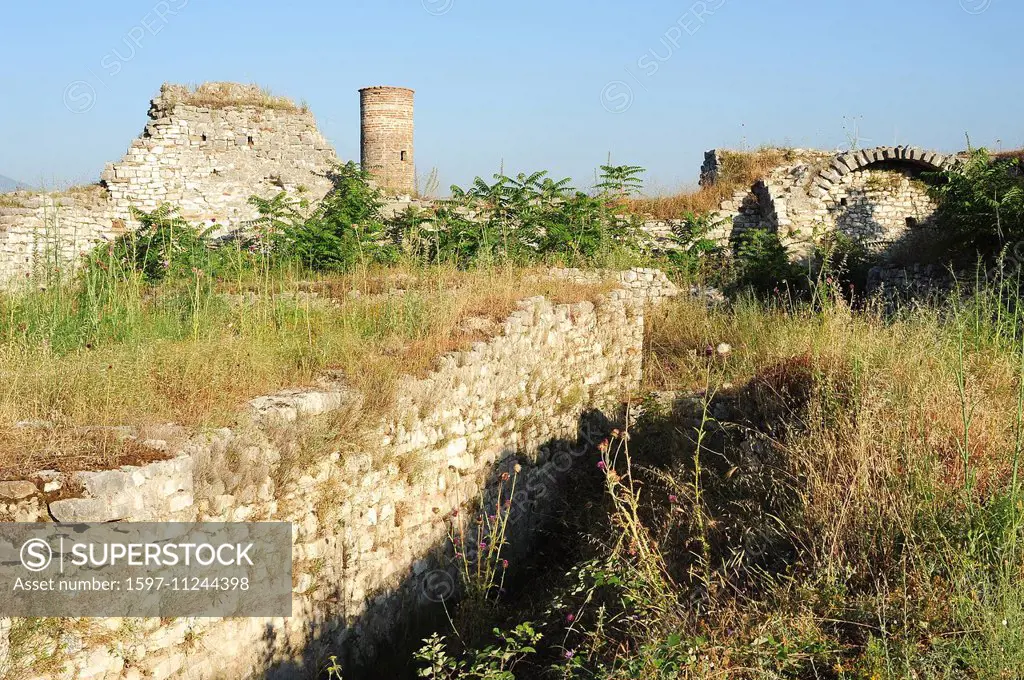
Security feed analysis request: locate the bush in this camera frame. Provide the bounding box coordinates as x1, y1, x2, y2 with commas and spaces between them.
928, 149, 1024, 251
279, 162, 398, 271
729, 228, 804, 295
90, 204, 216, 282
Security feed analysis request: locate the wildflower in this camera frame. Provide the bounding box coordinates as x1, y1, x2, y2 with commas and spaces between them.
704, 344, 715, 356
479, 541, 487, 551
611, 428, 621, 438
566, 613, 575, 623
501, 559, 509, 569
598, 439, 609, 453
451, 509, 459, 518
716, 342, 732, 357
501, 471, 510, 482
669, 494, 678, 504
513, 463, 522, 473
597, 461, 607, 471
564, 650, 574, 660
488, 515, 497, 523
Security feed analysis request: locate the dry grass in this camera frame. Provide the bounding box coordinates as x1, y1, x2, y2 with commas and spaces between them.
627, 148, 794, 220
634, 291, 1024, 674
0, 265, 612, 473
161, 82, 302, 112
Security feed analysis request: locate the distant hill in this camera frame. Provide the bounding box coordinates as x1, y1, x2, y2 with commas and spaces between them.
0, 175, 31, 192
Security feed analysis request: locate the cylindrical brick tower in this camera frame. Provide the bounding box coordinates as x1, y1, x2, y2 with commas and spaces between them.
359, 86, 415, 194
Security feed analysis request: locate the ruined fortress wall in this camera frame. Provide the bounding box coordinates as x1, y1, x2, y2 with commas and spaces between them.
360, 87, 415, 195
697, 146, 947, 258
0, 270, 678, 680
0, 83, 339, 287
0, 187, 125, 286
101, 84, 338, 228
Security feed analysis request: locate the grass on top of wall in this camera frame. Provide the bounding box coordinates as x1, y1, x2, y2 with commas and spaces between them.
0, 264, 612, 475
627, 147, 794, 220
164, 82, 302, 112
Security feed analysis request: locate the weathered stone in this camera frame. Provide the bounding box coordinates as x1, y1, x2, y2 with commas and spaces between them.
0, 481, 37, 500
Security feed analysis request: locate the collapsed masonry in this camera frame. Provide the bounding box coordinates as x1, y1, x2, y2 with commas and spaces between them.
0, 83, 339, 287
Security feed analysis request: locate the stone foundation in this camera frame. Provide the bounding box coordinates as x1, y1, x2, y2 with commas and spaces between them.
0, 269, 677, 680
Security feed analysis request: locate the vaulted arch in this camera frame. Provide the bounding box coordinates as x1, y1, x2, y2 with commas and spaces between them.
808, 146, 952, 199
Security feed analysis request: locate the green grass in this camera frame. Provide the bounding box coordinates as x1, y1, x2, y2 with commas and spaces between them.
0, 263, 611, 475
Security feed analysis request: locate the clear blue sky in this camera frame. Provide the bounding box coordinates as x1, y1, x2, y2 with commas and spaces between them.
1, 0, 1021, 194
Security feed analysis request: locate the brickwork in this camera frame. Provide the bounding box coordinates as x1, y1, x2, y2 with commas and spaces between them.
360, 86, 416, 195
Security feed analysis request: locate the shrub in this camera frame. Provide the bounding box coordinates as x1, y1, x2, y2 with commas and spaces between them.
928, 149, 1024, 251
280, 162, 397, 271
90, 204, 216, 283
729, 228, 803, 295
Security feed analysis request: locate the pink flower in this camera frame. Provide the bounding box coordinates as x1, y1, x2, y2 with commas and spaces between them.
564, 650, 574, 660
566, 613, 575, 623
479, 542, 487, 551
501, 559, 509, 569
597, 461, 607, 471
669, 494, 678, 504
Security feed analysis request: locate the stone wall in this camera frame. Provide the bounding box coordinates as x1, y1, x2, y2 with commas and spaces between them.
0, 83, 339, 288
0, 187, 125, 286
699, 145, 952, 259
100, 83, 337, 229
0, 269, 678, 680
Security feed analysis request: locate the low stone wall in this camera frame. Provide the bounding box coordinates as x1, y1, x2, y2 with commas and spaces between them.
0, 268, 678, 680
0, 188, 126, 287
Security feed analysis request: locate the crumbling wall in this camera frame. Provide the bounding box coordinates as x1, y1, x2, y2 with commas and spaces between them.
0, 83, 339, 288
0, 269, 678, 680
696, 146, 949, 258
101, 83, 338, 228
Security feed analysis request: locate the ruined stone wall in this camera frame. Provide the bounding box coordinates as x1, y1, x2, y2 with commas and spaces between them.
699, 146, 949, 258
0, 187, 125, 287
360, 87, 415, 195
101, 83, 338, 228
0, 269, 678, 680
0, 83, 339, 288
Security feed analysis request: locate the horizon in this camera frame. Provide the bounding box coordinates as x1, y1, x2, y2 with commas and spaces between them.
1, 0, 1021, 195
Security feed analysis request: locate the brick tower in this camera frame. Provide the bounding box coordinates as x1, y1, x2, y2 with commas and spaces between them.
359, 86, 415, 194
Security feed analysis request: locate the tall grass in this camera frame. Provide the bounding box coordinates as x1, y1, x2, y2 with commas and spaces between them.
0, 262, 610, 474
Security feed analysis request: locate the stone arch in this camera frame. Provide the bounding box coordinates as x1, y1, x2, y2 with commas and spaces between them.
808, 145, 952, 199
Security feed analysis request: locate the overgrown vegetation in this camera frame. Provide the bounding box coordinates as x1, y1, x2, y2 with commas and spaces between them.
928, 149, 1024, 252
409, 275, 1024, 678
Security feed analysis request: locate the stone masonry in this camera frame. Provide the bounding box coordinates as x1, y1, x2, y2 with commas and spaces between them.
0, 268, 678, 680
679, 145, 953, 259
100, 83, 338, 229
0, 83, 340, 288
